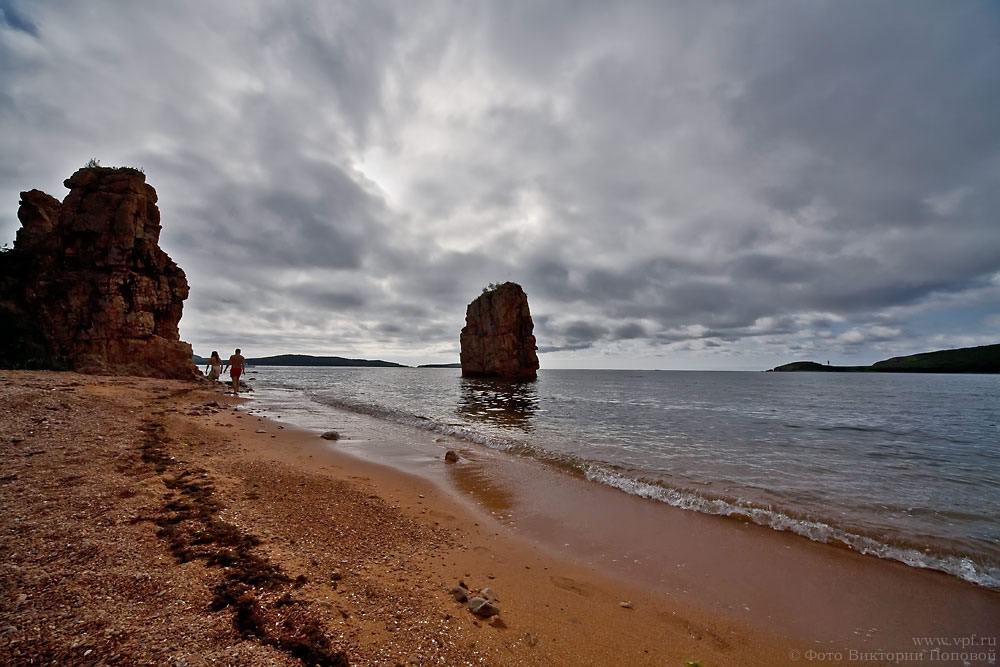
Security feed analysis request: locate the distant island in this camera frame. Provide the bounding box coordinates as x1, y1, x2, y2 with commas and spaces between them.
770, 343, 1000, 374
193, 354, 406, 368
418, 362, 462, 369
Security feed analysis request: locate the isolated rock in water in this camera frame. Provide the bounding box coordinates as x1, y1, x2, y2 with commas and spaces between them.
0, 167, 196, 378
460, 282, 539, 379
321, 431, 340, 441
444, 450, 459, 463
468, 597, 500, 618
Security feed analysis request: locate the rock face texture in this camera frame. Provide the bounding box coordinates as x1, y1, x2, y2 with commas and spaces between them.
0, 167, 197, 378
460, 282, 539, 379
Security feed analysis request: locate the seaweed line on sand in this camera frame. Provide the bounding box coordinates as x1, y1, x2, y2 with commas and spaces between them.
135, 418, 349, 666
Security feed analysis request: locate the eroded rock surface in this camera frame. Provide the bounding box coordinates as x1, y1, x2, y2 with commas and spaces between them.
459, 282, 539, 379
0, 167, 196, 378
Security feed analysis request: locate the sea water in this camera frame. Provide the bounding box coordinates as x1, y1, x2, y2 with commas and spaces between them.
246, 367, 1000, 590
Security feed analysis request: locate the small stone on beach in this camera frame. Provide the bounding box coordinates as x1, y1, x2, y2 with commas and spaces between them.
468, 597, 500, 618
619, 601, 633, 609
321, 430, 340, 440
445, 450, 459, 463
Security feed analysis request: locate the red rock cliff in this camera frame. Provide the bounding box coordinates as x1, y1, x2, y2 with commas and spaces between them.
2, 167, 197, 378
460, 282, 539, 379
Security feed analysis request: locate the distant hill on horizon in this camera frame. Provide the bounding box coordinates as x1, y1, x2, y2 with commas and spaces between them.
192, 353, 407, 368
770, 343, 1000, 374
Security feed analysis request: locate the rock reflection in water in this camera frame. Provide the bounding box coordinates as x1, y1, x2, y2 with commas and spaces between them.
458, 378, 539, 432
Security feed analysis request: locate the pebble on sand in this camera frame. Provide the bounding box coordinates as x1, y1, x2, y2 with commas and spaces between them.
468, 597, 500, 618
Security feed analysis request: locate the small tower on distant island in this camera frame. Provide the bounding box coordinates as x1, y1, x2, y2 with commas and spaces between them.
460, 282, 539, 379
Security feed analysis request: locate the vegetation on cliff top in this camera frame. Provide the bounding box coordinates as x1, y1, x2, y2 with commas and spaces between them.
771, 344, 1000, 374
83, 158, 144, 176
480, 281, 521, 296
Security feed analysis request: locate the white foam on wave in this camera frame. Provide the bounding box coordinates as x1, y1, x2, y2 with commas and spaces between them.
584, 466, 1000, 591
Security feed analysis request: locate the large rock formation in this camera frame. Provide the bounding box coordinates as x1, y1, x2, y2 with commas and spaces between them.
460, 282, 539, 379
0, 167, 197, 378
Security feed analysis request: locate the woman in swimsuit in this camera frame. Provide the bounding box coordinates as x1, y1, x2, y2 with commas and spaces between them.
205, 351, 223, 381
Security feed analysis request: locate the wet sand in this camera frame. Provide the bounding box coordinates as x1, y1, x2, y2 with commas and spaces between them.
1, 370, 997, 665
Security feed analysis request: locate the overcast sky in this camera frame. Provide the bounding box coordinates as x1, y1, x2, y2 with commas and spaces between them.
2, 1, 998, 369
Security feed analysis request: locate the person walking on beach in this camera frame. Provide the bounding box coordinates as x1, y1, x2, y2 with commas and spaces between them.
224, 348, 246, 394
205, 351, 223, 382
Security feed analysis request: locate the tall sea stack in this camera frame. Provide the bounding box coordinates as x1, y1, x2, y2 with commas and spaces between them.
460, 282, 539, 379
0, 166, 197, 379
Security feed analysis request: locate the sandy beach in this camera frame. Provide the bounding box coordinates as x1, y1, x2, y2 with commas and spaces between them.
2, 370, 997, 666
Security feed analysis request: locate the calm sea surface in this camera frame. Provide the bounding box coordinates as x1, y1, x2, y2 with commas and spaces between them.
247, 367, 1000, 589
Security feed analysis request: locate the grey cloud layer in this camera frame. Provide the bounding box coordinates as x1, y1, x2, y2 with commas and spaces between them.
1, 0, 998, 366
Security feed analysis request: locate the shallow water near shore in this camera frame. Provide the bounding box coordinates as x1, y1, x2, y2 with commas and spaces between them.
246, 367, 1000, 590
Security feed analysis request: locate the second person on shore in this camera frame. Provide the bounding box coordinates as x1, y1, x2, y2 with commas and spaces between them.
224, 348, 245, 394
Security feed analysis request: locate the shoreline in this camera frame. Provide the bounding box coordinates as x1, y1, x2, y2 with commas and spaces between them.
1, 370, 798, 665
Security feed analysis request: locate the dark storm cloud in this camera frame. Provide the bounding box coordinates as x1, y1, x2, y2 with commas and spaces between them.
1, 0, 998, 367
298, 289, 367, 311
0, 3, 36, 36
731, 3, 1000, 186
175, 168, 378, 270
615, 323, 646, 340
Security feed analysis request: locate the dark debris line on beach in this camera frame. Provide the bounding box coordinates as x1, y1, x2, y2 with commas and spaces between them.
136, 417, 349, 667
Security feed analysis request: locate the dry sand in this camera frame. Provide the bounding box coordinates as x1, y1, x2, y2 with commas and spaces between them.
0, 371, 796, 665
